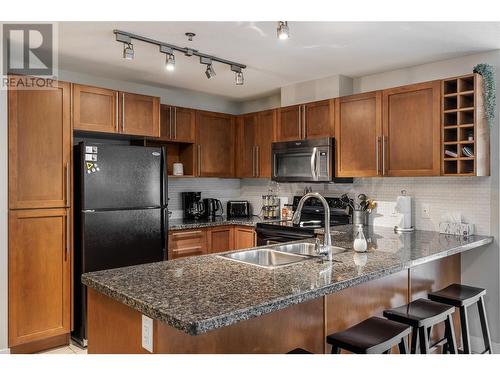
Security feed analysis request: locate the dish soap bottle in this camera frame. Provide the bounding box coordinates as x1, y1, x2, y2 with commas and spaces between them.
353, 227, 368, 253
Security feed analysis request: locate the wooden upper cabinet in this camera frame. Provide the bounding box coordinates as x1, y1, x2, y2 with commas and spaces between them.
9, 79, 71, 209
196, 111, 235, 177
255, 109, 277, 178
335, 92, 382, 177
121, 92, 160, 137
303, 99, 334, 139
160, 105, 196, 142
382, 81, 441, 176
9, 208, 71, 347
236, 114, 257, 178
277, 105, 301, 141
73, 84, 118, 133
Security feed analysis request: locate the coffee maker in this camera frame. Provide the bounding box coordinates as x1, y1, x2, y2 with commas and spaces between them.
182, 192, 205, 220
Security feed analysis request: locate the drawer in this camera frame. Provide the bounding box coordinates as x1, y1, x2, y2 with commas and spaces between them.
168, 229, 207, 259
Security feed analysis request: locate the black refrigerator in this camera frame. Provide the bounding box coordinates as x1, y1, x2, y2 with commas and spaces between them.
72, 142, 167, 347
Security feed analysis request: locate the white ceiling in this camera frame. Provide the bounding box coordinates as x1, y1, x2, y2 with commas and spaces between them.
58, 22, 500, 101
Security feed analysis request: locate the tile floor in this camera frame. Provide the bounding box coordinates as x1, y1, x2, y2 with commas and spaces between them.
39, 342, 87, 354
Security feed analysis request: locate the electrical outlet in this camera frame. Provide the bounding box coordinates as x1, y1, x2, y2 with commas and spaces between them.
142, 314, 153, 353
422, 204, 431, 219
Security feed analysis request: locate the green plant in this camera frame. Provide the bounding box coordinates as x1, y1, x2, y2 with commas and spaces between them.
473, 63, 496, 128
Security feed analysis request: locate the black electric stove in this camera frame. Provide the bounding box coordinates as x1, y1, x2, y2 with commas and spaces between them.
256, 195, 351, 246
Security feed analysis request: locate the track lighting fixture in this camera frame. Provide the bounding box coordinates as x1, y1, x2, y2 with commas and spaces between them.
277, 21, 289, 40
123, 43, 134, 60
114, 29, 246, 84
231, 65, 244, 85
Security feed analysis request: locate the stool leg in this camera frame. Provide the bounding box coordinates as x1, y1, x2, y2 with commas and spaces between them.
459, 306, 471, 354
444, 314, 457, 354
419, 326, 430, 354
398, 337, 408, 354
477, 296, 492, 354
331, 345, 341, 354
410, 329, 419, 354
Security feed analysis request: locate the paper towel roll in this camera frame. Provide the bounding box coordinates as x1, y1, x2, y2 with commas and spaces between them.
395, 194, 412, 230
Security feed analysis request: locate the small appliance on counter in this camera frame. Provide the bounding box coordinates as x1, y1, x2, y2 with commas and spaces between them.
182, 192, 205, 220
227, 200, 251, 218
203, 198, 223, 218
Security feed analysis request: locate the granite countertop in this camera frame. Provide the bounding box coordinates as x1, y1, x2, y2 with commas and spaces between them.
82, 226, 493, 336
169, 215, 280, 230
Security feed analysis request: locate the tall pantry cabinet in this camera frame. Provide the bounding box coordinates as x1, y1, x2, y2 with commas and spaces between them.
8, 78, 72, 353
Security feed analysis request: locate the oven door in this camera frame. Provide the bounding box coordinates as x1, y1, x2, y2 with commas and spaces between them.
271, 138, 332, 182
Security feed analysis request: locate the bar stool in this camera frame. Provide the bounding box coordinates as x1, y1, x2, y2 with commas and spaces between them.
428, 284, 492, 354
326, 317, 412, 354
383, 298, 457, 354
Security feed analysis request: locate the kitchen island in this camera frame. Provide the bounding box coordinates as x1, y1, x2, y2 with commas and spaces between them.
82, 226, 493, 354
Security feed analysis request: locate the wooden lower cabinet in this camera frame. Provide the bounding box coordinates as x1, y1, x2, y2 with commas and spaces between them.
8, 209, 71, 348
207, 226, 234, 254
168, 229, 208, 260
169, 225, 256, 258
233, 227, 256, 250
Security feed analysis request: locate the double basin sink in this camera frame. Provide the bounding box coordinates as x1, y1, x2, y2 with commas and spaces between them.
219, 242, 347, 269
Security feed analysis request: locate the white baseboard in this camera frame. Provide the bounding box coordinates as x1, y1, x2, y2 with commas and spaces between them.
0, 348, 10, 354
470, 335, 500, 354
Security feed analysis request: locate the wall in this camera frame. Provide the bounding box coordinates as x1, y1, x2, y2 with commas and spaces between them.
237, 92, 281, 114
58, 69, 241, 115
280, 74, 353, 107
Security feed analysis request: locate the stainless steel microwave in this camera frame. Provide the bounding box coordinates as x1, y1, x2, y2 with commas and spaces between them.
271, 138, 352, 183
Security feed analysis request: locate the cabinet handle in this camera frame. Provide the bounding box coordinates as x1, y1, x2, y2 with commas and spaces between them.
197, 144, 201, 176
174, 107, 177, 139
169, 106, 173, 139
376, 136, 381, 175
382, 136, 387, 175
302, 105, 306, 139
297, 106, 301, 139
256, 145, 260, 177
121, 93, 125, 132
252, 146, 256, 177
65, 162, 70, 207
115, 92, 119, 132
65, 210, 70, 262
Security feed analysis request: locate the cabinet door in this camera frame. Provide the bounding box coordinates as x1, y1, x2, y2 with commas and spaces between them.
277, 105, 301, 141
303, 100, 334, 139
234, 227, 256, 250
335, 92, 382, 177
9, 79, 71, 209
9, 209, 71, 347
121, 92, 160, 137
168, 229, 207, 259
208, 226, 234, 254
255, 109, 276, 178
236, 114, 257, 178
73, 84, 118, 133
383, 81, 441, 176
173, 107, 196, 143
159, 105, 173, 140
196, 111, 235, 177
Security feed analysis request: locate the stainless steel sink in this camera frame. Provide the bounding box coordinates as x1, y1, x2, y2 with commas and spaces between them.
273, 242, 348, 257
219, 248, 309, 269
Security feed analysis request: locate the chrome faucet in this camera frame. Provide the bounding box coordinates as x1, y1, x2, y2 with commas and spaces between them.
292, 192, 333, 261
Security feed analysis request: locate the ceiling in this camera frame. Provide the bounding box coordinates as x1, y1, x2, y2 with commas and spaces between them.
58, 22, 500, 101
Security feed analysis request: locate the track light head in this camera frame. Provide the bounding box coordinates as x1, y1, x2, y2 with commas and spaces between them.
205, 64, 216, 79
277, 21, 289, 40
231, 65, 244, 85
165, 53, 175, 71
123, 43, 134, 60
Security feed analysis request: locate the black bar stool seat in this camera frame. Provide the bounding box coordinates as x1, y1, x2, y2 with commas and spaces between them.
326, 317, 412, 354
429, 284, 491, 354
287, 348, 312, 354
383, 298, 457, 354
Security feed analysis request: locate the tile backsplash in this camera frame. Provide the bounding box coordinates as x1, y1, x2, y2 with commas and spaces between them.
168, 177, 491, 235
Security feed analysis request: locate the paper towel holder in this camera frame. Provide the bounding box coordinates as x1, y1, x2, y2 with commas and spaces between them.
394, 190, 415, 233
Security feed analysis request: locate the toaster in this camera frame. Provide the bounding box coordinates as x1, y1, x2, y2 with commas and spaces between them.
226, 201, 251, 218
